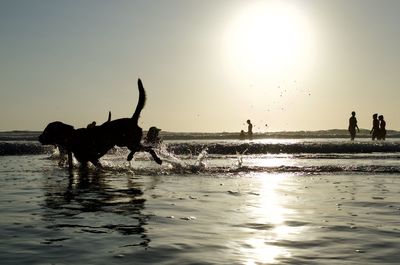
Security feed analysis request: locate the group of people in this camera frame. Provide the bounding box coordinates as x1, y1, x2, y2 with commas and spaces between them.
370, 113, 387, 140
348, 111, 387, 141
240, 113, 387, 141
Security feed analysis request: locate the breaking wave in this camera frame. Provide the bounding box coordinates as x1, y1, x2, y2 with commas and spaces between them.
2, 140, 400, 156
167, 141, 400, 155
0, 142, 52, 156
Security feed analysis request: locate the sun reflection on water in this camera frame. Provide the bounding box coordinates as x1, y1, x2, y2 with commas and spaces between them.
244, 238, 289, 265
246, 154, 295, 168
240, 172, 303, 264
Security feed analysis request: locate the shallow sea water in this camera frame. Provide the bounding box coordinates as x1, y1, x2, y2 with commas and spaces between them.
1, 150, 400, 264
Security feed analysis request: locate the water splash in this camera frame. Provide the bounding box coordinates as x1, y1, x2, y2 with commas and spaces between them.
43, 143, 400, 175
189, 147, 208, 173
235, 148, 248, 168
156, 143, 187, 169
155, 144, 209, 173
50, 146, 79, 167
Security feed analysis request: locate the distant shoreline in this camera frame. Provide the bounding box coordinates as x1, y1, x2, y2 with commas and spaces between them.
1, 129, 400, 141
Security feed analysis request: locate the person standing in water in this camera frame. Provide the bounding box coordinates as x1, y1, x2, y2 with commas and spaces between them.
370, 113, 379, 140
378, 115, 386, 140
348, 111, 360, 141
247, 119, 253, 140
239, 130, 246, 140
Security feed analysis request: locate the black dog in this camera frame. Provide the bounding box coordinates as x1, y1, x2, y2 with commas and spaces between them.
38, 113, 111, 168
39, 79, 162, 168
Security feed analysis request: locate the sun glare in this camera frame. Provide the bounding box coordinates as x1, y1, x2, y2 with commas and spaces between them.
240, 174, 295, 264
224, 1, 315, 79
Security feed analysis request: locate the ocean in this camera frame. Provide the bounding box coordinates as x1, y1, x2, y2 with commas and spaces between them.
1, 131, 400, 264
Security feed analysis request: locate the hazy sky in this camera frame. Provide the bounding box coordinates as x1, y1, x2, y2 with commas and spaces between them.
1, 0, 400, 132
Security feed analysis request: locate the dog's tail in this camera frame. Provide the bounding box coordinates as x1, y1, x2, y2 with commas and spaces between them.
132, 78, 146, 122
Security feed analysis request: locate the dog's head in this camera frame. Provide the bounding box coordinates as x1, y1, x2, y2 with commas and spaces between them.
146, 126, 161, 141
39, 121, 75, 146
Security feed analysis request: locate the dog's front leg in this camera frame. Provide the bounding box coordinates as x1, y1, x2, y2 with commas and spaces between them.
127, 151, 136, 161
127, 145, 141, 161
148, 149, 162, 165
91, 160, 102, 168
67, 151, 73, 169
141, 145, 162, 165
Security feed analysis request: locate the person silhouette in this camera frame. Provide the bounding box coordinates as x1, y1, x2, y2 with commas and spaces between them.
239, 130, 246, 140
247, 119, 253, 140
348, 111, 360, 141
370, 113, 379, 140
378, 115, 386, 140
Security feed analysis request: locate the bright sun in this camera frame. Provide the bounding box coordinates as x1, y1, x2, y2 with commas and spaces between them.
224, 1, 315, 79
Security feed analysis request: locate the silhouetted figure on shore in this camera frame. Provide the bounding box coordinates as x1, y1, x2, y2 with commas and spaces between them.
348, 111, 360, 141
370, 113, 379, 140
239, 130, 246, 140
378, 115, 386, 140
247, 119, 253, 140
